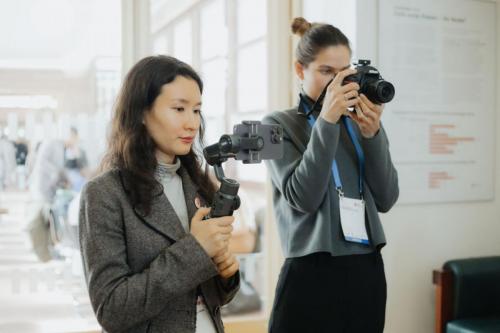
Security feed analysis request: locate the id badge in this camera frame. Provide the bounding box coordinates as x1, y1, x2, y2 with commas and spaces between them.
339, 196, 369, 244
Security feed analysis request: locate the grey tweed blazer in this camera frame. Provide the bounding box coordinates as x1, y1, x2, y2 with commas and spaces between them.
79, 167, 240, 333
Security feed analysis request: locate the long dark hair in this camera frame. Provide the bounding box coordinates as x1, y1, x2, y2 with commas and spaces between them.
101, 55, 216, 215
291, 17, 351, 66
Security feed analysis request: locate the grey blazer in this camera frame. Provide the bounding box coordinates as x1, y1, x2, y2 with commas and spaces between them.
79, 167, 240, 333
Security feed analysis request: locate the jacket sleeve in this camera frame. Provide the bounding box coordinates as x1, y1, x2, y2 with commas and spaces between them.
214, 272, 240, 305
361, 126, 399, 212
79, 179, 219, 332
263, 114, 341, 213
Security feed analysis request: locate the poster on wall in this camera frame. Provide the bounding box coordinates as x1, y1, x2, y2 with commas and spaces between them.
378, 0, 496, 203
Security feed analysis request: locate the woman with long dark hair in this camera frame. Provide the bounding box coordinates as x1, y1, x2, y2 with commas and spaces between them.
79, 55, 240, 333
264, 18, 399, 332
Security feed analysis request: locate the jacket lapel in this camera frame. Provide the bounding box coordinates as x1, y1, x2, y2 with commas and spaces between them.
131, 166, 201, 241
135, 190, 186, 242
119, 170, 185, 242
120, 165, 202, 241
178, 166, 199, 227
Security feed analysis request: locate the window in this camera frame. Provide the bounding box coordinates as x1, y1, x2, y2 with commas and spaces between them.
173, 18, 193, 65
150, 0, 268, 185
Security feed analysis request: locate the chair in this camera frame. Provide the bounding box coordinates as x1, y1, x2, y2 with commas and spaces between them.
433, 256, 500, 333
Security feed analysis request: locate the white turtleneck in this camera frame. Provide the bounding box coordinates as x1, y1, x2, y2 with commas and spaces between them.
154, 158, 189, 233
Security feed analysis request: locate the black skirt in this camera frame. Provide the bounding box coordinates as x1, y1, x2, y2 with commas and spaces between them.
269, 251, 386, 333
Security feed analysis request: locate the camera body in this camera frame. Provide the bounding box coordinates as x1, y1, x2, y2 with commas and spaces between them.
343, 60, 395, 104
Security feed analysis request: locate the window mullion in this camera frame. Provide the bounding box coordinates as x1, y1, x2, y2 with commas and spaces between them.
192, 8, 201, 70
225, 0, 238, 178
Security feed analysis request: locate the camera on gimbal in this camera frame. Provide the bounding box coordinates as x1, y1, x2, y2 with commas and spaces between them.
203, 121, 283, 218
343, 60, 395, 104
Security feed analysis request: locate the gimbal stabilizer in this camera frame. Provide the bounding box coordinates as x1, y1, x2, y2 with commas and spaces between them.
203, 120, 283, 218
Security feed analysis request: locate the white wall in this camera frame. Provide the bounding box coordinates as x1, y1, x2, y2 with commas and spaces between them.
297, 0, 500, 332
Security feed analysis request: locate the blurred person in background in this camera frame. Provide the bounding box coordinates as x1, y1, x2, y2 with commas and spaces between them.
26, 125, 93, 261
14, 139, 28, 166
64, 127, 89, 192
27, 138, 69, 261
29, 139, 68, 203
14, 138, 29, 189
0, 133, 17, 191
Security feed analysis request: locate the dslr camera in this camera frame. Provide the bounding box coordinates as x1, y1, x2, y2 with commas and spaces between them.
343, 60, 395, 104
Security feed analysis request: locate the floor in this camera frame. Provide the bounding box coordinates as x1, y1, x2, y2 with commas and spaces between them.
0, 190, 99, 333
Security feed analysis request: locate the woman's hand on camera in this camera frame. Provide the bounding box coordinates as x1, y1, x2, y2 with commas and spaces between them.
190, 207, 234, 258
320, 68, 360, 124
350, 93, 383, 138
213, 247, 240, 279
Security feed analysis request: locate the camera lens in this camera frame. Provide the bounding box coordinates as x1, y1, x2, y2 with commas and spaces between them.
375, 80, 395, 103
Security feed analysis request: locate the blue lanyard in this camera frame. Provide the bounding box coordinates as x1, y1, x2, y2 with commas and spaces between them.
302, 101, 365, 197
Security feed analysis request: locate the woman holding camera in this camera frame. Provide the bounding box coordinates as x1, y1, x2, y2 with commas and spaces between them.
79, 55, 239, 333
263, 18, 399, 332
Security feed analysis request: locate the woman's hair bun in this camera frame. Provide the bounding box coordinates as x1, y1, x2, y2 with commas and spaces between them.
291, 17, 312, 37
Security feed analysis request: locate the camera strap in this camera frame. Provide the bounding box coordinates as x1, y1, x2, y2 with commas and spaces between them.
301, 99, 365, 198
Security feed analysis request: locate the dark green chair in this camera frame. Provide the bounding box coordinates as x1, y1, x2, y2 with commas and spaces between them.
433, 256, 500, 333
